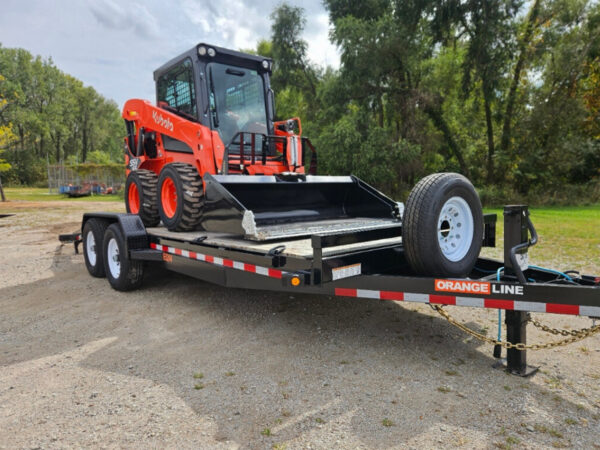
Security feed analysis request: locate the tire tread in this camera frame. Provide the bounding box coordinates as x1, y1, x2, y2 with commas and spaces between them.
126, 169, 160, 227
83, 218, 109, 278
403, 173, 482, 277
158, 163, 203, 231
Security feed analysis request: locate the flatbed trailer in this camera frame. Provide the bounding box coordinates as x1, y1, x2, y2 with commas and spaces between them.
69, 204, 600, 376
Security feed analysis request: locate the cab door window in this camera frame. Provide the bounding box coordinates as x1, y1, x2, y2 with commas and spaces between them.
157, 58, 197, 118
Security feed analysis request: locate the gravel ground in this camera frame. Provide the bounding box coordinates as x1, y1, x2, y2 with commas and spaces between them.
0, 201, 599, 449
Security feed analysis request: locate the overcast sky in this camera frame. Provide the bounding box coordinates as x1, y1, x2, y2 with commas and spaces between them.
0, 0, 339, 108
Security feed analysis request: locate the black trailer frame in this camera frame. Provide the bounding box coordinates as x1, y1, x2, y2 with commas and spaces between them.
73, 205, 600, 376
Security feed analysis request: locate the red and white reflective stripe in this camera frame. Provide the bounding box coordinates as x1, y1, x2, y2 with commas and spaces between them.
150, 242, 284, 279
334, 288, 600, 317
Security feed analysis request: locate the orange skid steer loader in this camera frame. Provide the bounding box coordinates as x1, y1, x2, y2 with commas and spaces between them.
122, 43, 402, 240
122, 43, 484, 278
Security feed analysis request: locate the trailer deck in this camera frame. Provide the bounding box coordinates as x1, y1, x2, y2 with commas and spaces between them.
147, 225, 403, 259
137, 210, 600, 320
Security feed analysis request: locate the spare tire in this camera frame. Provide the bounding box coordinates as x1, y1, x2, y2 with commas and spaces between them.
403, 173, 483, 277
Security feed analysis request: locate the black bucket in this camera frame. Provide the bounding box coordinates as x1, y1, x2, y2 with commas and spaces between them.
201, 173, 401, 240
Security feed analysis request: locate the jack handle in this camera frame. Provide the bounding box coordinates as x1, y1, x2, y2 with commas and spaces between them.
509, 214, 538, 284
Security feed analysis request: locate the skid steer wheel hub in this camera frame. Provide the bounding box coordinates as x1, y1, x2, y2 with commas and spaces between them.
127, 183, 140, 214
438, 196, 474, 262
161, 177, 177, 218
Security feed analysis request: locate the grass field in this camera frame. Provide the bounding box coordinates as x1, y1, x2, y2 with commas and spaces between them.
1, 187, 122, 202
482, 205, 600, 274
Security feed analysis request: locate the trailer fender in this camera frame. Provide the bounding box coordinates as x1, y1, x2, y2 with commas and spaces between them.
82, 212, 149, 255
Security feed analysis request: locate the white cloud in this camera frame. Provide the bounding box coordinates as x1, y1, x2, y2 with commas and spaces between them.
305, 12, 339, 68
88, 0, 160, 39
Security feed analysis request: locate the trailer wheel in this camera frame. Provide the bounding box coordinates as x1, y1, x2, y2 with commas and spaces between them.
103, 223, 144, 291
157, 163, 203, 231
125, 169, 160, 227
403, 173, 483, 277
82, 218, 109, 278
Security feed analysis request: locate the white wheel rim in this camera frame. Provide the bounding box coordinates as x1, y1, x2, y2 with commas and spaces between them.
437, 196, 474, 262
107, 238, 121, 278
86, 231, 97, 266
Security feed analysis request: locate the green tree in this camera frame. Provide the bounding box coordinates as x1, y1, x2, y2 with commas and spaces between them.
270, 3, 317, 97
0, 76, 13, 200
0, 44, 124, 185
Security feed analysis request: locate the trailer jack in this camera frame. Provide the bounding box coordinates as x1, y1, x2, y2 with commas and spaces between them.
434, 206, 541, 376
498, 310, 538, 376
495, 206, 538, 376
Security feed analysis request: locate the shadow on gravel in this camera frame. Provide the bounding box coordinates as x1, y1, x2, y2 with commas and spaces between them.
0, 244, 593, 448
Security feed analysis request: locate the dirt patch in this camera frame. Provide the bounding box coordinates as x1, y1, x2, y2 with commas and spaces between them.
1, 202, 599, 449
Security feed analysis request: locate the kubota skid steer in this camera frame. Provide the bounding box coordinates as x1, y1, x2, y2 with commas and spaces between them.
122, 43, 403, 240
122, 43, 485, 278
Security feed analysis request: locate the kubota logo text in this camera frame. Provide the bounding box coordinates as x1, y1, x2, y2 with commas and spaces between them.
152, 111, 173, 131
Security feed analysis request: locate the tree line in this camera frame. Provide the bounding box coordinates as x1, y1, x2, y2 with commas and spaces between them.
263, 0, 600, 204
1, 0, 599, 205
0, 45, 123, 186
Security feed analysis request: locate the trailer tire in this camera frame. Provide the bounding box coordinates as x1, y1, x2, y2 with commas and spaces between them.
125, 169, 160, 227
403, 173, 483, 277
82, 218, 109, 278
157, 163, 203, 231
103, 223, 144, 291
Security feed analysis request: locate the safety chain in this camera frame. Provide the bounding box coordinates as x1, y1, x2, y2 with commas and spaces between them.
431, 305, 600, 351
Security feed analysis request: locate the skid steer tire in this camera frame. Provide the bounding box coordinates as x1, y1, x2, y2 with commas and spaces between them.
82, 218, 109, 278
125, 169, 160, 227
103, 223, 144, 291
403, 173, 483, 278
157, 163, 203, 231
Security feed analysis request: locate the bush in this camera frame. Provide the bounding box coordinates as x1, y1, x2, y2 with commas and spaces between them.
477, 180, 600, 207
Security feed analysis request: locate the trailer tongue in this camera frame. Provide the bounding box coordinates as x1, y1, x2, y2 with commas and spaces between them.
201, 173, 402, 241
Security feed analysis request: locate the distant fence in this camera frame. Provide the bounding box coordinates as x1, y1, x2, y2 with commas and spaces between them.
47, 163, 125, 196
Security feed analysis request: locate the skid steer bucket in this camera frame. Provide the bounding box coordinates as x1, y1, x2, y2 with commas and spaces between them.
201, 173, 402, 241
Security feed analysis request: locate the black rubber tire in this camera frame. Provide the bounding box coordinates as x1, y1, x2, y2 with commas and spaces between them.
125, 169, 160, 227
82, 218, 109, 278
157, 163, 203, 231
102, 223, 144, 291
403, 173, 483, 277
